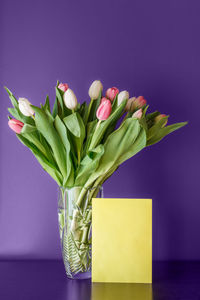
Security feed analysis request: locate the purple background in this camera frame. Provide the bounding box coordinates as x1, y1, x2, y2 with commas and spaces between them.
0, 0, 199, 261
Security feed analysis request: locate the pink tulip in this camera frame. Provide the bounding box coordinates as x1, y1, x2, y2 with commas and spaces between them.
132, 108, 143, 119
96, 99, 112, 120
106, 87, 119, 102
155, 114, 168, 126
132, 96, 147, 110
8, 119, 24, 134
100, 97, 109, 104
58, 83, 69, 92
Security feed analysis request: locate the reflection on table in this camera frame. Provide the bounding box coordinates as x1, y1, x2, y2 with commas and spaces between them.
92, 282, 152, 300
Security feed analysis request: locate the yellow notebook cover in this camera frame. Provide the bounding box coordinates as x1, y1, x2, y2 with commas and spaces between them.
92, 198, 152, 283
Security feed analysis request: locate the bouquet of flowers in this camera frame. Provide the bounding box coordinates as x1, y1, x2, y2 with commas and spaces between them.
6, 80, 187, 278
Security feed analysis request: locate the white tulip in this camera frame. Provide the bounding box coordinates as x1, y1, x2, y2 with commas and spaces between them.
117, 90, 129, 106
18, 98, 34, 117
132, 108, 143, 119
125, 97, 136, 112
63, 88, 78, 110
88, 80, 103, 99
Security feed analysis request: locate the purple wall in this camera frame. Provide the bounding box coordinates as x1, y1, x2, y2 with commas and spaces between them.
0, 0, 199, 260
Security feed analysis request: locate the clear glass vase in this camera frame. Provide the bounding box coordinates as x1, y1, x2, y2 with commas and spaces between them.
58, 186, 103, 279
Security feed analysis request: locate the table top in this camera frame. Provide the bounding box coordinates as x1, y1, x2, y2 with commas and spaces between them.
0, 261, 199, 300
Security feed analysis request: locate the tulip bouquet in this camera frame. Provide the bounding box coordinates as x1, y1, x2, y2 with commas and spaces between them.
6, 80, 187, 278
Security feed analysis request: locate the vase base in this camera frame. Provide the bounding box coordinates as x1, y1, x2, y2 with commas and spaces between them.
68, 271, 91, 280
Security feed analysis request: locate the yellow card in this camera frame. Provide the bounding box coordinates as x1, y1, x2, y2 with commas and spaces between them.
92, 198, 152, 283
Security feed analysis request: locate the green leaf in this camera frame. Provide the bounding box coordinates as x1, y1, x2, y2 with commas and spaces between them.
101, 121, 117, 144
4, 87, 18, 109
52, 97, 59, 118
75, 144, 104, 186
16, 134, 63, 185
117, 125, 146, 166
41, 105, 54, 122
89, 92, 102, 122
146, 110, 160, 121
21, 131, 53, 161
147, 122, 188, 146
88, 99, 127, 150
44, 95, 51, 113
111, 94, 118, 112
8, 108, 22, 121
38, 133, 57, 166
32, 105, 67, 179
83, 120, 98, 156
86, 119, 98, 137
63, 113, 85, 164
138, 105, 149, 132
63, 113, 82, 137
21, 124, 37, 134
147, 116, 169, 140
146, 111, 160, 129
56, 87, 64, 113
84, 118, 146, 189
79, 101, 88, 124
54, 116, 74, 187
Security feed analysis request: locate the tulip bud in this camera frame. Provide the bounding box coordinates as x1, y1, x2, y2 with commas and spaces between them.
58, 83, 69, 92
131, 96, 147, 111
155, 114, 168, 127
18, 98, 34, 117
8, 119, 24, 134
117, 90, 129, 106
63, 88, 78, 110
125, 97, 136, 112
132, 108, 143, 119
96, 99, 112, 120
88, 80, 103, 99
100, 97, 109, 104
106, 87, 119, 102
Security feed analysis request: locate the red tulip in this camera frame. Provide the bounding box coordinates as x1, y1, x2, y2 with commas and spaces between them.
106, 87, 119, 102
155, 114, 168, 127
96, 99, 112, 120
8, 119, 24, 134
132, 96, 147, 110
58, 83, 69, 92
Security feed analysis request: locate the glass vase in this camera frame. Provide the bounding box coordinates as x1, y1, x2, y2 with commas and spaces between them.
58, 185, 103, 279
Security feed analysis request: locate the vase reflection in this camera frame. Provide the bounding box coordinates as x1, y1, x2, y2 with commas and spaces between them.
92, 282, 152, 300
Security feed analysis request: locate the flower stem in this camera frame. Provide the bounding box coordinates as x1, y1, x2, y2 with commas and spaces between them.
85, 98, 94, 123
96, 119, 101, 129
77, 151, 81, 165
